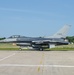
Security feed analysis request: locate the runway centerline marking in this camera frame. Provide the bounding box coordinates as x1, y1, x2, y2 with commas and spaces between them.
0, 53, 16, 61
0, 64, 74, 68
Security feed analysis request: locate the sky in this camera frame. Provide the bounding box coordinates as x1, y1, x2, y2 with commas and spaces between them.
0, 0, 74, 37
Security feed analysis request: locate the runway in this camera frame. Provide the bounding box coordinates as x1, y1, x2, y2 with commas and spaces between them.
0, 51, 74, 75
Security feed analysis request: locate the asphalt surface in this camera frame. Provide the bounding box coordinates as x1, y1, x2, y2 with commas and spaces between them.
0, 50, 74, 75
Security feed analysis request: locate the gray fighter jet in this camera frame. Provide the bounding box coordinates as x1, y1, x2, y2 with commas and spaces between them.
0, 25, 71, 50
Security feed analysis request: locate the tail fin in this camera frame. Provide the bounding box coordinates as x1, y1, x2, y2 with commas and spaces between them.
53, 25, 71, 38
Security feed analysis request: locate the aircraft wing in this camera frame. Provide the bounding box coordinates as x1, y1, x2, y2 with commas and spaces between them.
32, 40, 51, 44
32, 39, 69, 45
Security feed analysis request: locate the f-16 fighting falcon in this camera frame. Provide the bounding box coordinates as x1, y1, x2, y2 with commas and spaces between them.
0, 25, 71, 50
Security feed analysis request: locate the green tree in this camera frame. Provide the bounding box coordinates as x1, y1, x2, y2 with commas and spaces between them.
0, 37, 6, 40
66, 36, 74, 43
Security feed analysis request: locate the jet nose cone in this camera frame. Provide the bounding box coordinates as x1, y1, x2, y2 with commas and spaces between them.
0, 39, 7, 42
0, 38, 17, 43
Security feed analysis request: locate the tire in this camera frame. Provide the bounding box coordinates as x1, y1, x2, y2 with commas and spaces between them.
40, 48, 43, 51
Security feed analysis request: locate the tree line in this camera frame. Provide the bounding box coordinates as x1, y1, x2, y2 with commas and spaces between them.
0, 37, 6, 40
66, 36, 74, 43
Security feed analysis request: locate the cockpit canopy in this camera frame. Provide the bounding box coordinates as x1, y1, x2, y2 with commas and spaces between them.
8, 35, 26, 38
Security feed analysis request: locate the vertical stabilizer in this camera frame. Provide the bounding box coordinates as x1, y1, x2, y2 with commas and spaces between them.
53, 25, 71, 38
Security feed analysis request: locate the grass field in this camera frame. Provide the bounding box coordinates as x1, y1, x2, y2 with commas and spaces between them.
0, 43, 74, 51
0, 43, 19, 50
49, 44, 74, 51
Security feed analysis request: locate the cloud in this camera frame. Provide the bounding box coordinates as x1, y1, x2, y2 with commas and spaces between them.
0, 7, 53, 15
0, 7, 31, 13
0, 7, 53, 17
0, 7, 65, 18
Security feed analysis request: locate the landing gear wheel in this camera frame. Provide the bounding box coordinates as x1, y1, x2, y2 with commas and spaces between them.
40, 48, 43, 51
